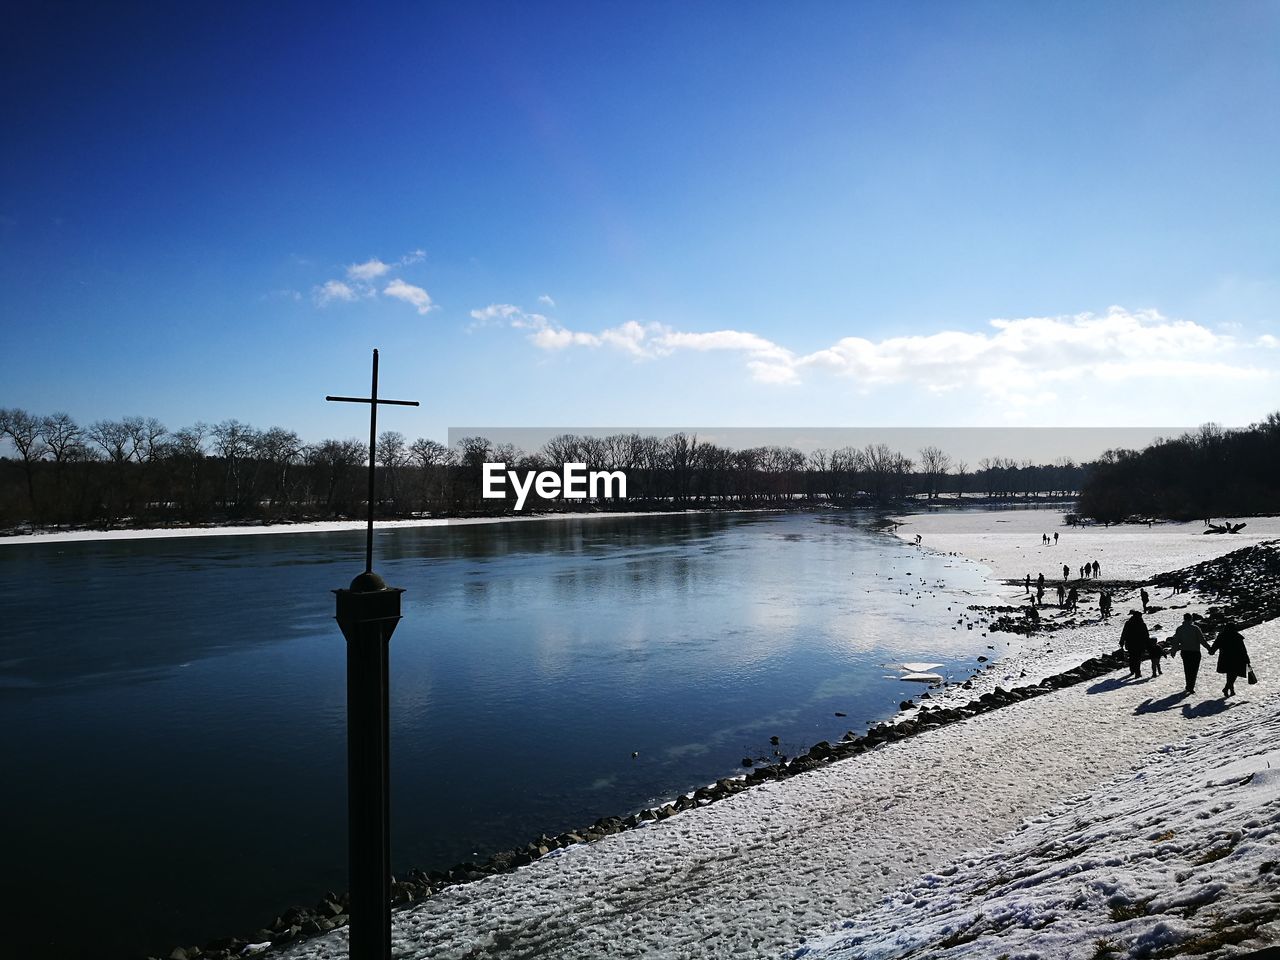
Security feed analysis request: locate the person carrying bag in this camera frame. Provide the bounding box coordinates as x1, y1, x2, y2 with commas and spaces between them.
1208, 621, 1253, 698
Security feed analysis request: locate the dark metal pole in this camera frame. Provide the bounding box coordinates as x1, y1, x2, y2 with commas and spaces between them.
366, 349, 379, 574
346, 611, 392, 960
326, 352, 417, 960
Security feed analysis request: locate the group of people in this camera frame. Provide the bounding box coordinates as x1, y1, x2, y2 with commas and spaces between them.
1121, 610, 1254, 697
1023, 570, 1107, 613
1065, 560, 1101, 579
1040, 532, 1060, 545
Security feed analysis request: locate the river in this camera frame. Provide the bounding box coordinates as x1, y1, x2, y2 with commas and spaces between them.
0, 509, 1003, 958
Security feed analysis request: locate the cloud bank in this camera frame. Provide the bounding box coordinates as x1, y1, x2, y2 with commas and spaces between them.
473, 304, 1274, 402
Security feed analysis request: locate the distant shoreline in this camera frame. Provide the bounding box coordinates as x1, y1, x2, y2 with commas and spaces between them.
0, 494, 1087, 547
0, 507, 781, 546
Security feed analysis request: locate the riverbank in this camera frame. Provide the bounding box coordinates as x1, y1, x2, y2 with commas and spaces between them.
0, 508, 744, 546
168, 510, 1277, 960
796, 696, 1280, 959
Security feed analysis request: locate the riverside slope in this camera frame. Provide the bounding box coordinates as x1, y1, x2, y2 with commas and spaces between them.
272, 514, 1280, 960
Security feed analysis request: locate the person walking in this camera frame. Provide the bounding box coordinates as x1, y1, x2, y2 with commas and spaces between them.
1141, 587, 1150, 613
1053, 532, 1059, 544
1025, 574, 1031, 595
1173, 613, 1211, 694
1120, 611, 1150, 679
1147, 635, 1163, 676
1092, 560, 1101, 578
1209, 622, 1252, 697
1063, 563, 1070, 580
1057, 583, 1066, 606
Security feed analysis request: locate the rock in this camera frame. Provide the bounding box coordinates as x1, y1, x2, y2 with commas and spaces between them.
741, 757, 754, 767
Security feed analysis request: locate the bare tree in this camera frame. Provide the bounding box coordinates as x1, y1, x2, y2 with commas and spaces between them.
0, 407, 47, 511
257, 427, 304, 509
168, 423, 210, 519
211, 419, 260, 510
408, 437, 451, 511
918, 445, 952, 500
39, 413, 85, 463
376, 430, 408, 508
126, 416, 168, 463
88, 419, 134, 464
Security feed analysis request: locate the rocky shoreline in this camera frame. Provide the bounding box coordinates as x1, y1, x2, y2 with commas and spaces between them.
150, 539, 1280, 960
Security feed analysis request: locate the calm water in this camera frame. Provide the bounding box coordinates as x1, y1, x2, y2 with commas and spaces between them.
0, 510, 1001, 958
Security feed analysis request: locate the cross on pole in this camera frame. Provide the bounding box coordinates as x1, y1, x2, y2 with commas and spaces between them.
326, 348, 419, 572
325, 347, 418, 960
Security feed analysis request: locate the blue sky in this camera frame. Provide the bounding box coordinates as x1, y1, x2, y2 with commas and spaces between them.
2, 1, 1278, 445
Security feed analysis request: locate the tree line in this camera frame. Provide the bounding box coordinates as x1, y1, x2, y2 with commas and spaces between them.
0, 408, 1091, 530
1076, 413, 1280, 522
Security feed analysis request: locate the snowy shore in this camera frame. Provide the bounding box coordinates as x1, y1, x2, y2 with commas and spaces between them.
796, 699, 1280, 959
239, 511, 1279, 960
0, 509, 712, 546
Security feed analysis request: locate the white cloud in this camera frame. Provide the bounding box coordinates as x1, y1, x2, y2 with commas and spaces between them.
314, 279, 358, 305
600, 320, 658, 357
655, 329, 794, 365
400, 248, 426, 265
384, 279, 434, 315
479, 303, 1276, 398
538, 294, 556, 307
347, 258, 392, 282
532, 327, 601, 350
469, 303, 548, 329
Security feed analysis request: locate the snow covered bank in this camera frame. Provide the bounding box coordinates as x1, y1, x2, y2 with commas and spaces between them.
794, 698, 1280, 960
889, 509, 1280, 582
0, 509, 710, 546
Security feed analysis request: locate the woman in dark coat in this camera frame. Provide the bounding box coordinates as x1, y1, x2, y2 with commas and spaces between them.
1120, 611, 1150, 680
1210, 623, 1252, 697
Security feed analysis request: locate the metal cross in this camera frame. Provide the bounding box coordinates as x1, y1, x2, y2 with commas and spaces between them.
326, 348, 419, 573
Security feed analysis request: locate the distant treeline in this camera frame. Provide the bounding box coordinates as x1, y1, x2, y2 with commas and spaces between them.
0, 409, 1090, 529
1076, 413, 1280, 522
